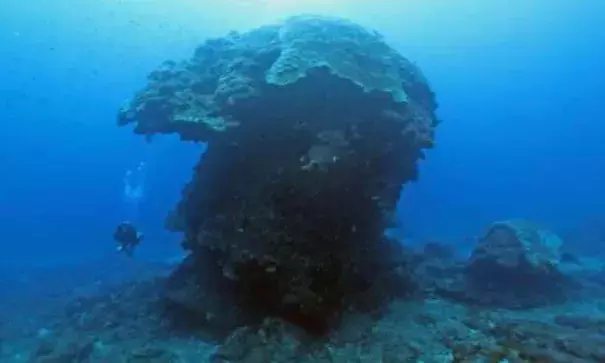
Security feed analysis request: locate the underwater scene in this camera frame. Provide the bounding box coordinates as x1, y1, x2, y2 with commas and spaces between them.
1, 0, 605, 362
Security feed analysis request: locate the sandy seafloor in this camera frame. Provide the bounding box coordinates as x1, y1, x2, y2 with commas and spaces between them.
1, 256, 605, 363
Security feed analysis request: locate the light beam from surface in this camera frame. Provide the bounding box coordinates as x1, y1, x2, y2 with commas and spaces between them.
226, 0, 340, 21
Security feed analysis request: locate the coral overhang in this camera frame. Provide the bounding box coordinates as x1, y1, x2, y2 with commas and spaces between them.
118, 15, 439, 334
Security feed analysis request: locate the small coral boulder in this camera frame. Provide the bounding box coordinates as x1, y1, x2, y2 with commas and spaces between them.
465, 220, 566, 306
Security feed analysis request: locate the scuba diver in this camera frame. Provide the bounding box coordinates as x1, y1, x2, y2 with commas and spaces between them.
113, 221, 143, 257
114, 161, 147, 257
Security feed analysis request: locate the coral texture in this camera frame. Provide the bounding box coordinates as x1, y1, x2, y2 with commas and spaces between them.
118, 15, 438, 334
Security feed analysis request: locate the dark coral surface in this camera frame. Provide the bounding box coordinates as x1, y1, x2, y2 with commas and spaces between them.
118, 15, 438, 334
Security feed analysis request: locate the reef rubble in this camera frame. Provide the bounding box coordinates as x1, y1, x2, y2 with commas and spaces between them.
1, 245, 605, 363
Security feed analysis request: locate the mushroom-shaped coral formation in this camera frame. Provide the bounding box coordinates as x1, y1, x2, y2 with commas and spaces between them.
118, 15, 439, 335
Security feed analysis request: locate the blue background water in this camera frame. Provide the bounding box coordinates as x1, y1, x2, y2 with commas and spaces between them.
1, 0, 604, 267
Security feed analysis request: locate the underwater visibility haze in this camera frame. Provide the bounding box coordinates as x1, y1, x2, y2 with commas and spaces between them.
0, 0, 605, 362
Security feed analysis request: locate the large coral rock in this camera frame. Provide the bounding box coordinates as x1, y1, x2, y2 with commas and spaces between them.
118, 15, 437, 334
465, 220, 566, 306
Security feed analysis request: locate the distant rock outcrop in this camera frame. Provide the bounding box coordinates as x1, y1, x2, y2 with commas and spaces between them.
463, 220, 567, 306
467, 219, 563, 283
412, 220, 569, 308
118, 15, 438, 335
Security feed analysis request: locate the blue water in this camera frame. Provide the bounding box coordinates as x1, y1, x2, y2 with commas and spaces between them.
1, 0, 604, 267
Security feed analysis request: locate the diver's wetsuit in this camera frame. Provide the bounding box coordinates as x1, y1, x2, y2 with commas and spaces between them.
113, 221, 143, 256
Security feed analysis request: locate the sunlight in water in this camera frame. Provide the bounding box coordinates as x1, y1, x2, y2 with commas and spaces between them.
228, 0, 339, 17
